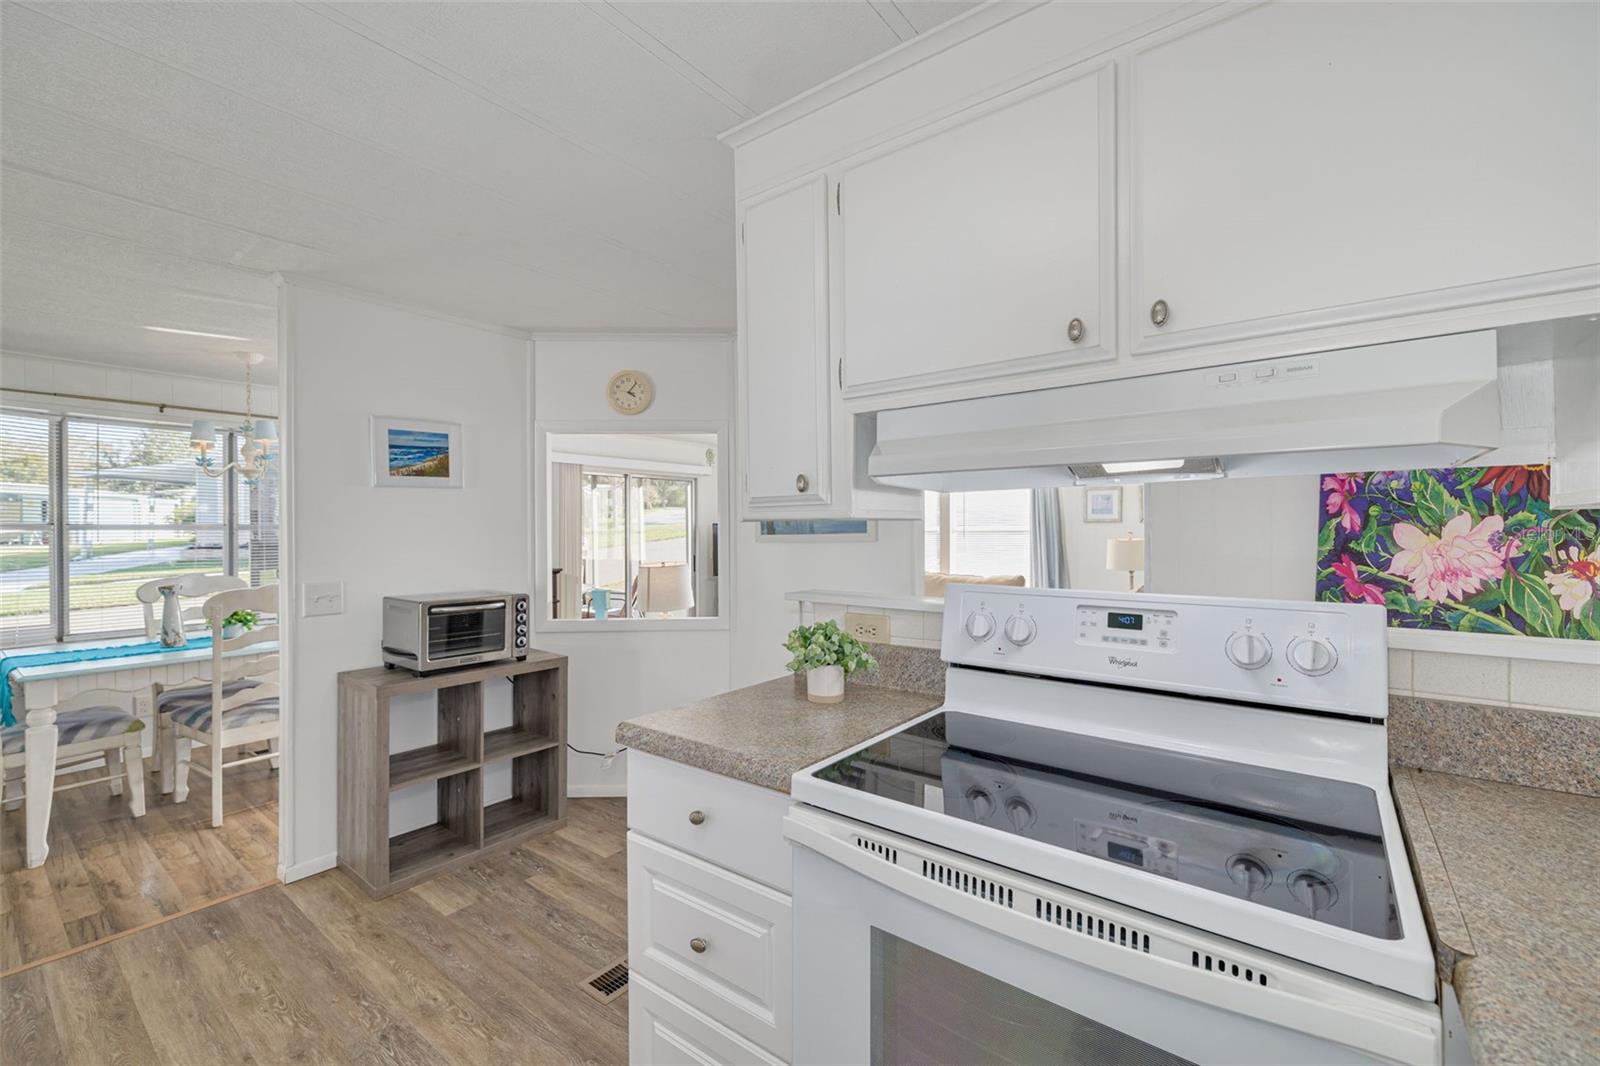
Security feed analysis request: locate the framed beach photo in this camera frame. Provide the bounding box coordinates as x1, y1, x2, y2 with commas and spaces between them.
371, 416, 462, 489
1084, 486, 1122, 523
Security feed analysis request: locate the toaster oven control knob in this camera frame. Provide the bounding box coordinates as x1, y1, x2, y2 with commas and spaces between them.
1225, 631, 1273, 670
1003, 615, 1037, 647
965, 786, 995, 820
965, 610, 996, 642
1287, 637, 1338, 677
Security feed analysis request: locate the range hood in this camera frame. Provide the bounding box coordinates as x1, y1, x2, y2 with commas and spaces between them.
868, 332, 1501, 490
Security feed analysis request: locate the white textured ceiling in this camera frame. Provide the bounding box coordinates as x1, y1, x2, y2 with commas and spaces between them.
0, 1, 977, 381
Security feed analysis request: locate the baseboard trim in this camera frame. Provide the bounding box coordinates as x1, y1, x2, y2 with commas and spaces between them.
568, 784, 627, 798
279, 851, 338, 883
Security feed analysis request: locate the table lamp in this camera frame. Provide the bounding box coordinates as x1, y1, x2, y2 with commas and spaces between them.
636, 562, 693, 618
1106, 536, 1145, 592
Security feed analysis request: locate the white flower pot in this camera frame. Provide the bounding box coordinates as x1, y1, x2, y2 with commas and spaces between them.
806, 665, 845, 705
223, 624, 245, 640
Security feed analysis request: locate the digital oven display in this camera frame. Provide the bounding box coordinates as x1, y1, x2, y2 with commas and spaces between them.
1107, 612, 1144, 631
1107, 841, 1145, 866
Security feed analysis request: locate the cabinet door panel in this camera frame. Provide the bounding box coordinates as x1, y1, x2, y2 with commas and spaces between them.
1128, 2, 1600, 353
741, 179, 830, 508
839, 66, 1112, 397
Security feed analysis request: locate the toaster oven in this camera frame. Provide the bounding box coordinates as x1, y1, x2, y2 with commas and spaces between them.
381, 591, 529, 674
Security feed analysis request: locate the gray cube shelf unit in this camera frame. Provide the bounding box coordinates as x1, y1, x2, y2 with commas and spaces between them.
337, 652, 568, 898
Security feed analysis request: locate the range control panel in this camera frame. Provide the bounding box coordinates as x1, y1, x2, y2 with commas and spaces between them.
1076, 605, 1178, 653
940, 585, 1388, 719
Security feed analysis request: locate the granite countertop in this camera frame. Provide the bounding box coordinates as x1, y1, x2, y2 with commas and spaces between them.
1394, 768, 1600, 1066
616, 675, 942, 792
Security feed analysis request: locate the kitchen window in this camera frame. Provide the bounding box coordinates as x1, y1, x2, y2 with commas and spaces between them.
0, 411, 279, 646
924, 490, 1033, 584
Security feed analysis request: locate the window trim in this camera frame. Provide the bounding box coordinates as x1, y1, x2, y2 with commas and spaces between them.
3, 412, 277, 646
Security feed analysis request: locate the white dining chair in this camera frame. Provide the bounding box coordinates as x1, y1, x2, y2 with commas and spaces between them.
1, 688, 147, 825
136, 572, 247, 638
163, 584, 280, 827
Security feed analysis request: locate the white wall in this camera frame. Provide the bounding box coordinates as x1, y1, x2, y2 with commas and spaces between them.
1, 350, 280, 419
283, 282, 529, 873
532, 337, 735, 795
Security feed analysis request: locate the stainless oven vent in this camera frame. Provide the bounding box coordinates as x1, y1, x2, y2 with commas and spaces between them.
1037, 899, 1150, 953
922, 858, 1015, 908
1192, 950, 1269, 987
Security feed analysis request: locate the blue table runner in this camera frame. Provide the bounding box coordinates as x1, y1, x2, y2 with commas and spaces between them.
0, 636, 212, 728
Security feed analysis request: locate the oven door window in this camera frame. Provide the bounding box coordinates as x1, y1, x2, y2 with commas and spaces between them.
871, 929, 1192, 1066
427, 604, 506, 659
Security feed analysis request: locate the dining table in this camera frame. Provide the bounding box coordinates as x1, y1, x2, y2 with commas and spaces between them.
4, 633, 279, 868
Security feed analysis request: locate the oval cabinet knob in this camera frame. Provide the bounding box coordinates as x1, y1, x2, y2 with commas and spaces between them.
689, 937, 708, 954
795, 473, 809, 494
1150, 299, 1170, 327
687, 809, 706, 826
1067, 317, 1084, 343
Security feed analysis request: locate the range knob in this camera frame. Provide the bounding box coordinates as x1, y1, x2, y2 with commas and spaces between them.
1004, 796, 1036, 832
1224, 630, 1273, 670
1287, 637, 1338, 677
1003, 615, 1037, 647
965, 610, 996, 642
1288, 870, 1339, 914
965, 786, 995, 820
1226, 854, 1272, 896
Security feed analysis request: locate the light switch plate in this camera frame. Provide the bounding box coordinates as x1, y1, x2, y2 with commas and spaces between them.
845, 611, 890, 644
302, 581, 344, 617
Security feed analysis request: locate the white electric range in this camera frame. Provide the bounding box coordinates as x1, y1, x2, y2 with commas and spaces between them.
786, 586, 1441, 1065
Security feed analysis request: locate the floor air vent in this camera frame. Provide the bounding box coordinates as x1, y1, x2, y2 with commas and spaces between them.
922, 859, 1014, 908
855, 836, 898, 864
1036, 899, 1150, 952
1192, 950, 1269, 987
581, 959, 630, 1005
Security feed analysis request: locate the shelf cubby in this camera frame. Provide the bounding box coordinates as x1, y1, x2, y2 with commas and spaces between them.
338, 653, 567, 898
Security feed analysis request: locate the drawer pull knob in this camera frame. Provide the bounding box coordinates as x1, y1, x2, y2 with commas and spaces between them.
1067, 317, 1084, 343
795, 473, 809, 494
1150, 299, 1170, 327
690, 937, 708, 954
687, 809, 706, 826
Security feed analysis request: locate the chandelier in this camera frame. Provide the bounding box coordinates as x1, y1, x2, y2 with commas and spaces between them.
190, 352, 277, 481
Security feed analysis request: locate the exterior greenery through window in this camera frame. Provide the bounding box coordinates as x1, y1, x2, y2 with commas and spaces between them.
0, 411, 279, 645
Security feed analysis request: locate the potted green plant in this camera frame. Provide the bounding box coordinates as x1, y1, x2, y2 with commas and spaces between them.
784, 620, 876, 705
222, 609, 258, 640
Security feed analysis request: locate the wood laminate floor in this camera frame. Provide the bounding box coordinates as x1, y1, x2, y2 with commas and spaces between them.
2, 761, 279, 972
1, 797, 630, 1065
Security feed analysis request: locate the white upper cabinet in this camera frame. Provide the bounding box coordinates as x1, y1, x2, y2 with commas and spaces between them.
1125, 2, 1600, 357
739, 178, 832, 512
836, 65, 1114, 399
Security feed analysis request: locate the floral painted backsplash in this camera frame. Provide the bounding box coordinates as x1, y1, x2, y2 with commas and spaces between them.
1317, 465, 1600, 640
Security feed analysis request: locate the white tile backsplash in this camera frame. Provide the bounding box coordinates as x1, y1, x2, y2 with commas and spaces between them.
1387, 649, 1414, 693
887, 609, 924, 639
1510, 659, 1600, 715
1411, 650, 1510, 705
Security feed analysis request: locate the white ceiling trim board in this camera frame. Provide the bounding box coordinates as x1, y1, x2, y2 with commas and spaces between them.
588, 2, 756, 119
868, 2, 918, 42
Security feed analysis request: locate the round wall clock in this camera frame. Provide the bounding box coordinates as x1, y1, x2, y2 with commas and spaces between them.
607, 370, 654, 415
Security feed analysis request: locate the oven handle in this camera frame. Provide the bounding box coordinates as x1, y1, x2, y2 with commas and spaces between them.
428, 601, 507, 614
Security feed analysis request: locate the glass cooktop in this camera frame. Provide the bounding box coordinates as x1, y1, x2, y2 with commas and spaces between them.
811, 712, 1401, 939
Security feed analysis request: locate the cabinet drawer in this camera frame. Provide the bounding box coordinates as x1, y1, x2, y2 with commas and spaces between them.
627, 750, 792, 892
629, 973, 785, 1066
628, 833, 793, 1059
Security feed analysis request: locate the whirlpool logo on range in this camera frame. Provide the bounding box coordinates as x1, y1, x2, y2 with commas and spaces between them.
1106, 655, 1140, 669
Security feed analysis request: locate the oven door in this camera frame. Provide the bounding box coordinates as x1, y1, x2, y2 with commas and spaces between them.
423, 600, 508, 667
787, 806, 1441, 1066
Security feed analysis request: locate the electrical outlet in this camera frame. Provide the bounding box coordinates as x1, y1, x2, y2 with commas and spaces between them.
845, 611, 891, 644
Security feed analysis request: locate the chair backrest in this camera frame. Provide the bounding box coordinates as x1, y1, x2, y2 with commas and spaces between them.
137, 573, 247, 638
203, 584, 281, 713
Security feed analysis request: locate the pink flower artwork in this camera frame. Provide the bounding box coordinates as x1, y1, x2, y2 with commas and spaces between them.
1387, 513, 1507, 602
1545, 547, 1600, 615
1330, 554, 1385, 606
1322, 474, 1363, 534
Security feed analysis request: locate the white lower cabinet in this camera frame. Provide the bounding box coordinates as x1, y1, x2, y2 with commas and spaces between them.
629, 973, 785, 1066
627, 754, 795, 1065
